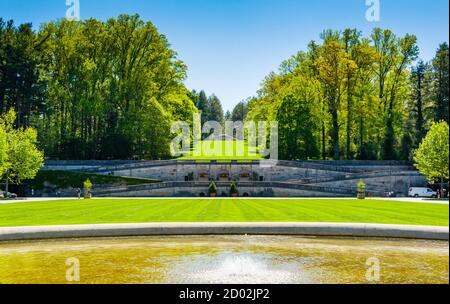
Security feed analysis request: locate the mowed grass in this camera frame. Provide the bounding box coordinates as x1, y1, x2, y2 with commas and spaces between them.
177, 140, 263, 161
0, 199, 448, 227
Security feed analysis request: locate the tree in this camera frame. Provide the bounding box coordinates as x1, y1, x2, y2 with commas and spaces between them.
275, 76, 320, 160
0, 109, 44, 193
316, 39, 357, 160
341, 28, 362, 159
414, 121, 449, 196
410, 60, 430, 145
432, 43, 449, 123
206, 94, 224, 124
224, 110, 231, 121
0, 122, 8, 177
231, 101, 248, 122
0, 19, 44, 128
196, 90, 209, 125
33, 14, 197, 160
382, 34, 419, 159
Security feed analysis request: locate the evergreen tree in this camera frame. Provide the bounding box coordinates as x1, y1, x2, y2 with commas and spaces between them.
231, 101, 248, 122
432, 43, 449, 123
207, 94, 224, 124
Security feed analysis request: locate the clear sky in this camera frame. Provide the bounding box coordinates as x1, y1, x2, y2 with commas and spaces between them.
0, 0, 448, 112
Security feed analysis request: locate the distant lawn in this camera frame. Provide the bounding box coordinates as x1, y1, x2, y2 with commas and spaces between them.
0, 199, 448, 227
177, 140, 263, 161
27, 170, 160, 190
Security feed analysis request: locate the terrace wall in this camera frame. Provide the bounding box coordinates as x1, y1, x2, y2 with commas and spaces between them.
43, 160, 427, 197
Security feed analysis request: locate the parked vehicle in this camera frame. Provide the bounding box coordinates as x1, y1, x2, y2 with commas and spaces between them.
0, 191, 18, 199
408, 187, 437, 198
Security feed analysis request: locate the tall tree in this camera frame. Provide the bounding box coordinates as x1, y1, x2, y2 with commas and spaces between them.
371, 28, 398, 158
196, 90, 209, 125
410, 60, 430, 145
342, 29, 362, 159
275, 76, 320, 160
316, 38, 357, 160
382, 34, 418, 159
432, 43, 449, 123
0, 19, 44, 128
231, 101, 248, 122
28, 14, 197, 160
207, 94, 224, 124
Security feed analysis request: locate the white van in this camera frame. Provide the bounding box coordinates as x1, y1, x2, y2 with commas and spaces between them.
408, 187, 437, 198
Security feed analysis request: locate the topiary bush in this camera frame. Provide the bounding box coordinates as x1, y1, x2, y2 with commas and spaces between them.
230, 181, 238, 197
208, 181, 217, 197
357, 179, 366, 200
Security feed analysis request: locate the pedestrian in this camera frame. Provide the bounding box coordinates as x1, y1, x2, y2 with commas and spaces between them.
76, 188, 81, 199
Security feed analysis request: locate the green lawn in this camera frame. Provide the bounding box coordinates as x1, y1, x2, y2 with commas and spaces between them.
0, 199, 448, 227
177, 140, 263, 161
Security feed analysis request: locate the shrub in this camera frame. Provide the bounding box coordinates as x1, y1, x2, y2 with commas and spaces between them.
208, 181, 217, 197
357, 179, 366, 200
230, 181, 238, 197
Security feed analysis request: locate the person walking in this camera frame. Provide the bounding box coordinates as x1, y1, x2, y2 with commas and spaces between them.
76, 188, 81, 199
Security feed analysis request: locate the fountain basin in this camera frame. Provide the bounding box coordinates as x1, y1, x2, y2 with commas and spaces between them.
0, 235, 448, 284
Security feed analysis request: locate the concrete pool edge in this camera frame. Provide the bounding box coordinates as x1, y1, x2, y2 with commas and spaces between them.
0, 223, 448, 241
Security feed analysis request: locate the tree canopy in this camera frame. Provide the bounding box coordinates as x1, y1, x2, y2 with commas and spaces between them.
246, 28, 448, 161
414, 121, 449, 183
0, 109, 44, 191
1, 15, 198, 160
1, 17, 448, 163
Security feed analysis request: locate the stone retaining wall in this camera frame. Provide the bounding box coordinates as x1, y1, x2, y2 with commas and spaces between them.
42, 160, 427, 197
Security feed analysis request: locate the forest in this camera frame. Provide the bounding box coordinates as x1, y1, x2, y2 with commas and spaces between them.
244, 29, 449, 161
0, 14, 198, 160
1, 15, 449, 161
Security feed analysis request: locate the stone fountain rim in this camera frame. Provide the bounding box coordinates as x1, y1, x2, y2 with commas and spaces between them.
0, 222, 448, 242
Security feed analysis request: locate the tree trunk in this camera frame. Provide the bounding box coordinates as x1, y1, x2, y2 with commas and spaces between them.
383, 94, 396, 160
5, 170, 9, 194
332, 110, 339, 160
359, 117, 364, 158
415, 69, 424, 143
346, 91, 352, 159
321, 121, 326, 160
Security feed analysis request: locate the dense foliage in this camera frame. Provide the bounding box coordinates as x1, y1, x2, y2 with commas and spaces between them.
414, 121, 449, 185
246, 28, 449, 161
0, 110, 44, 192
0, 15, 198, 160
191, 90, 225, 126
1, 17, 448, 162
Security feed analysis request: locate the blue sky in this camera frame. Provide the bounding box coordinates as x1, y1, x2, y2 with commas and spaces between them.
0, 0, 448, 112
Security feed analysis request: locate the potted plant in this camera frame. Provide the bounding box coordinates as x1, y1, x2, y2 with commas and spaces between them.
357, 179, 366, 200
230, 181, 238, 197
208, 181, 217, 198
83, 179, 93, 199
